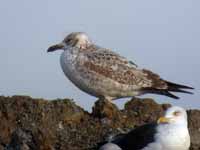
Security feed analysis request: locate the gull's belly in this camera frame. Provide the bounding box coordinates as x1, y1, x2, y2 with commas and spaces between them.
60, 51, 139, 99
60, 52, 97, 96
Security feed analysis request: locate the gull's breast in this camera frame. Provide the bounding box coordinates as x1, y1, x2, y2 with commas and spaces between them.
60, 50, 103, 97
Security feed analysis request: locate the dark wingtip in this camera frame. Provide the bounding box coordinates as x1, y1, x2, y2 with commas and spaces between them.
168, 89, 194, 95
166, 81, 194, 90
165, 91, 180, 99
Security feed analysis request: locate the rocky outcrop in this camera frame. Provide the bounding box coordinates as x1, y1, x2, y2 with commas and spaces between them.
0, 96, 199, 150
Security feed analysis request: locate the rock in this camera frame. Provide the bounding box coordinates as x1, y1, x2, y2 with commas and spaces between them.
92, 99, 125, 127
187, 110, 200, 150
5, 128, 36, 150
92, 99, 120, 119
0, 96, 199, 150
124, 98, 171, 126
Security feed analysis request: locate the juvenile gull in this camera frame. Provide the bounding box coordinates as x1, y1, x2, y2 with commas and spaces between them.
99, 106, 190, 150
47, 32, 193, 101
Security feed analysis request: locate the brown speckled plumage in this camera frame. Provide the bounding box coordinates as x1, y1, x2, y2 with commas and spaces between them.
47, 32, 194, 101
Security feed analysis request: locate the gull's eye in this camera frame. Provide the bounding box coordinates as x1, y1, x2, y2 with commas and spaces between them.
64, 38, 71, 43
173, 111, 181, 116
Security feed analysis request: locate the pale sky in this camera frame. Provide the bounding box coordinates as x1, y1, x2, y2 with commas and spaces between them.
0, 0, 199, 111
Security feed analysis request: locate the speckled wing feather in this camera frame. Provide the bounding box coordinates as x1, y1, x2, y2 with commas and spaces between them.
76, 45, 193, 99
81, 45, 165, 89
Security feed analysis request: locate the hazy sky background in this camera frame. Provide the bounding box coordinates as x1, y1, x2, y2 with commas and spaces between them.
0, 0, 199, 111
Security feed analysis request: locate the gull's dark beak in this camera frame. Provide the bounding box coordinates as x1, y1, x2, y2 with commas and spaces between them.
47, 43, 64, 52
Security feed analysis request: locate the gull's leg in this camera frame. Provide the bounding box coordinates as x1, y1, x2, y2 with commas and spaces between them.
101, 96, 114, 103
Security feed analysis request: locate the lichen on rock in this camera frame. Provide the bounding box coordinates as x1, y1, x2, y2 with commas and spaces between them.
0, 96, 199, 150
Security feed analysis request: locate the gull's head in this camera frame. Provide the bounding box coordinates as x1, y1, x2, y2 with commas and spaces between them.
47, 32, 91, 52
157, 106, 188, 126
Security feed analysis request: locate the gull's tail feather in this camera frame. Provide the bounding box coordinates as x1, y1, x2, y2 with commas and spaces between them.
141, 81, 194, 99
165, 81, 194, 95
167, 88, 193, 94
165, 81, 194, 90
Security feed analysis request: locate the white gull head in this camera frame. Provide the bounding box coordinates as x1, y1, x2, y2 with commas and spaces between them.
47, 32, 91, 52
160, 106, 188, 126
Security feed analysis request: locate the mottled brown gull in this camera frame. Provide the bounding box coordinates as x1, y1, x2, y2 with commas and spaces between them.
47, 32, 193, 101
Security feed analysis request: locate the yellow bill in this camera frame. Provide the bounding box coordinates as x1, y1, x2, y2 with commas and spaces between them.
157, 117, 171, 124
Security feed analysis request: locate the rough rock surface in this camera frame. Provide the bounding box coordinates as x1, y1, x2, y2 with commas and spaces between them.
0, 96, 199, 150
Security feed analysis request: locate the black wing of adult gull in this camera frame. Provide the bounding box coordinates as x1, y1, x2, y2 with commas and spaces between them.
98, 123, 157, 150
